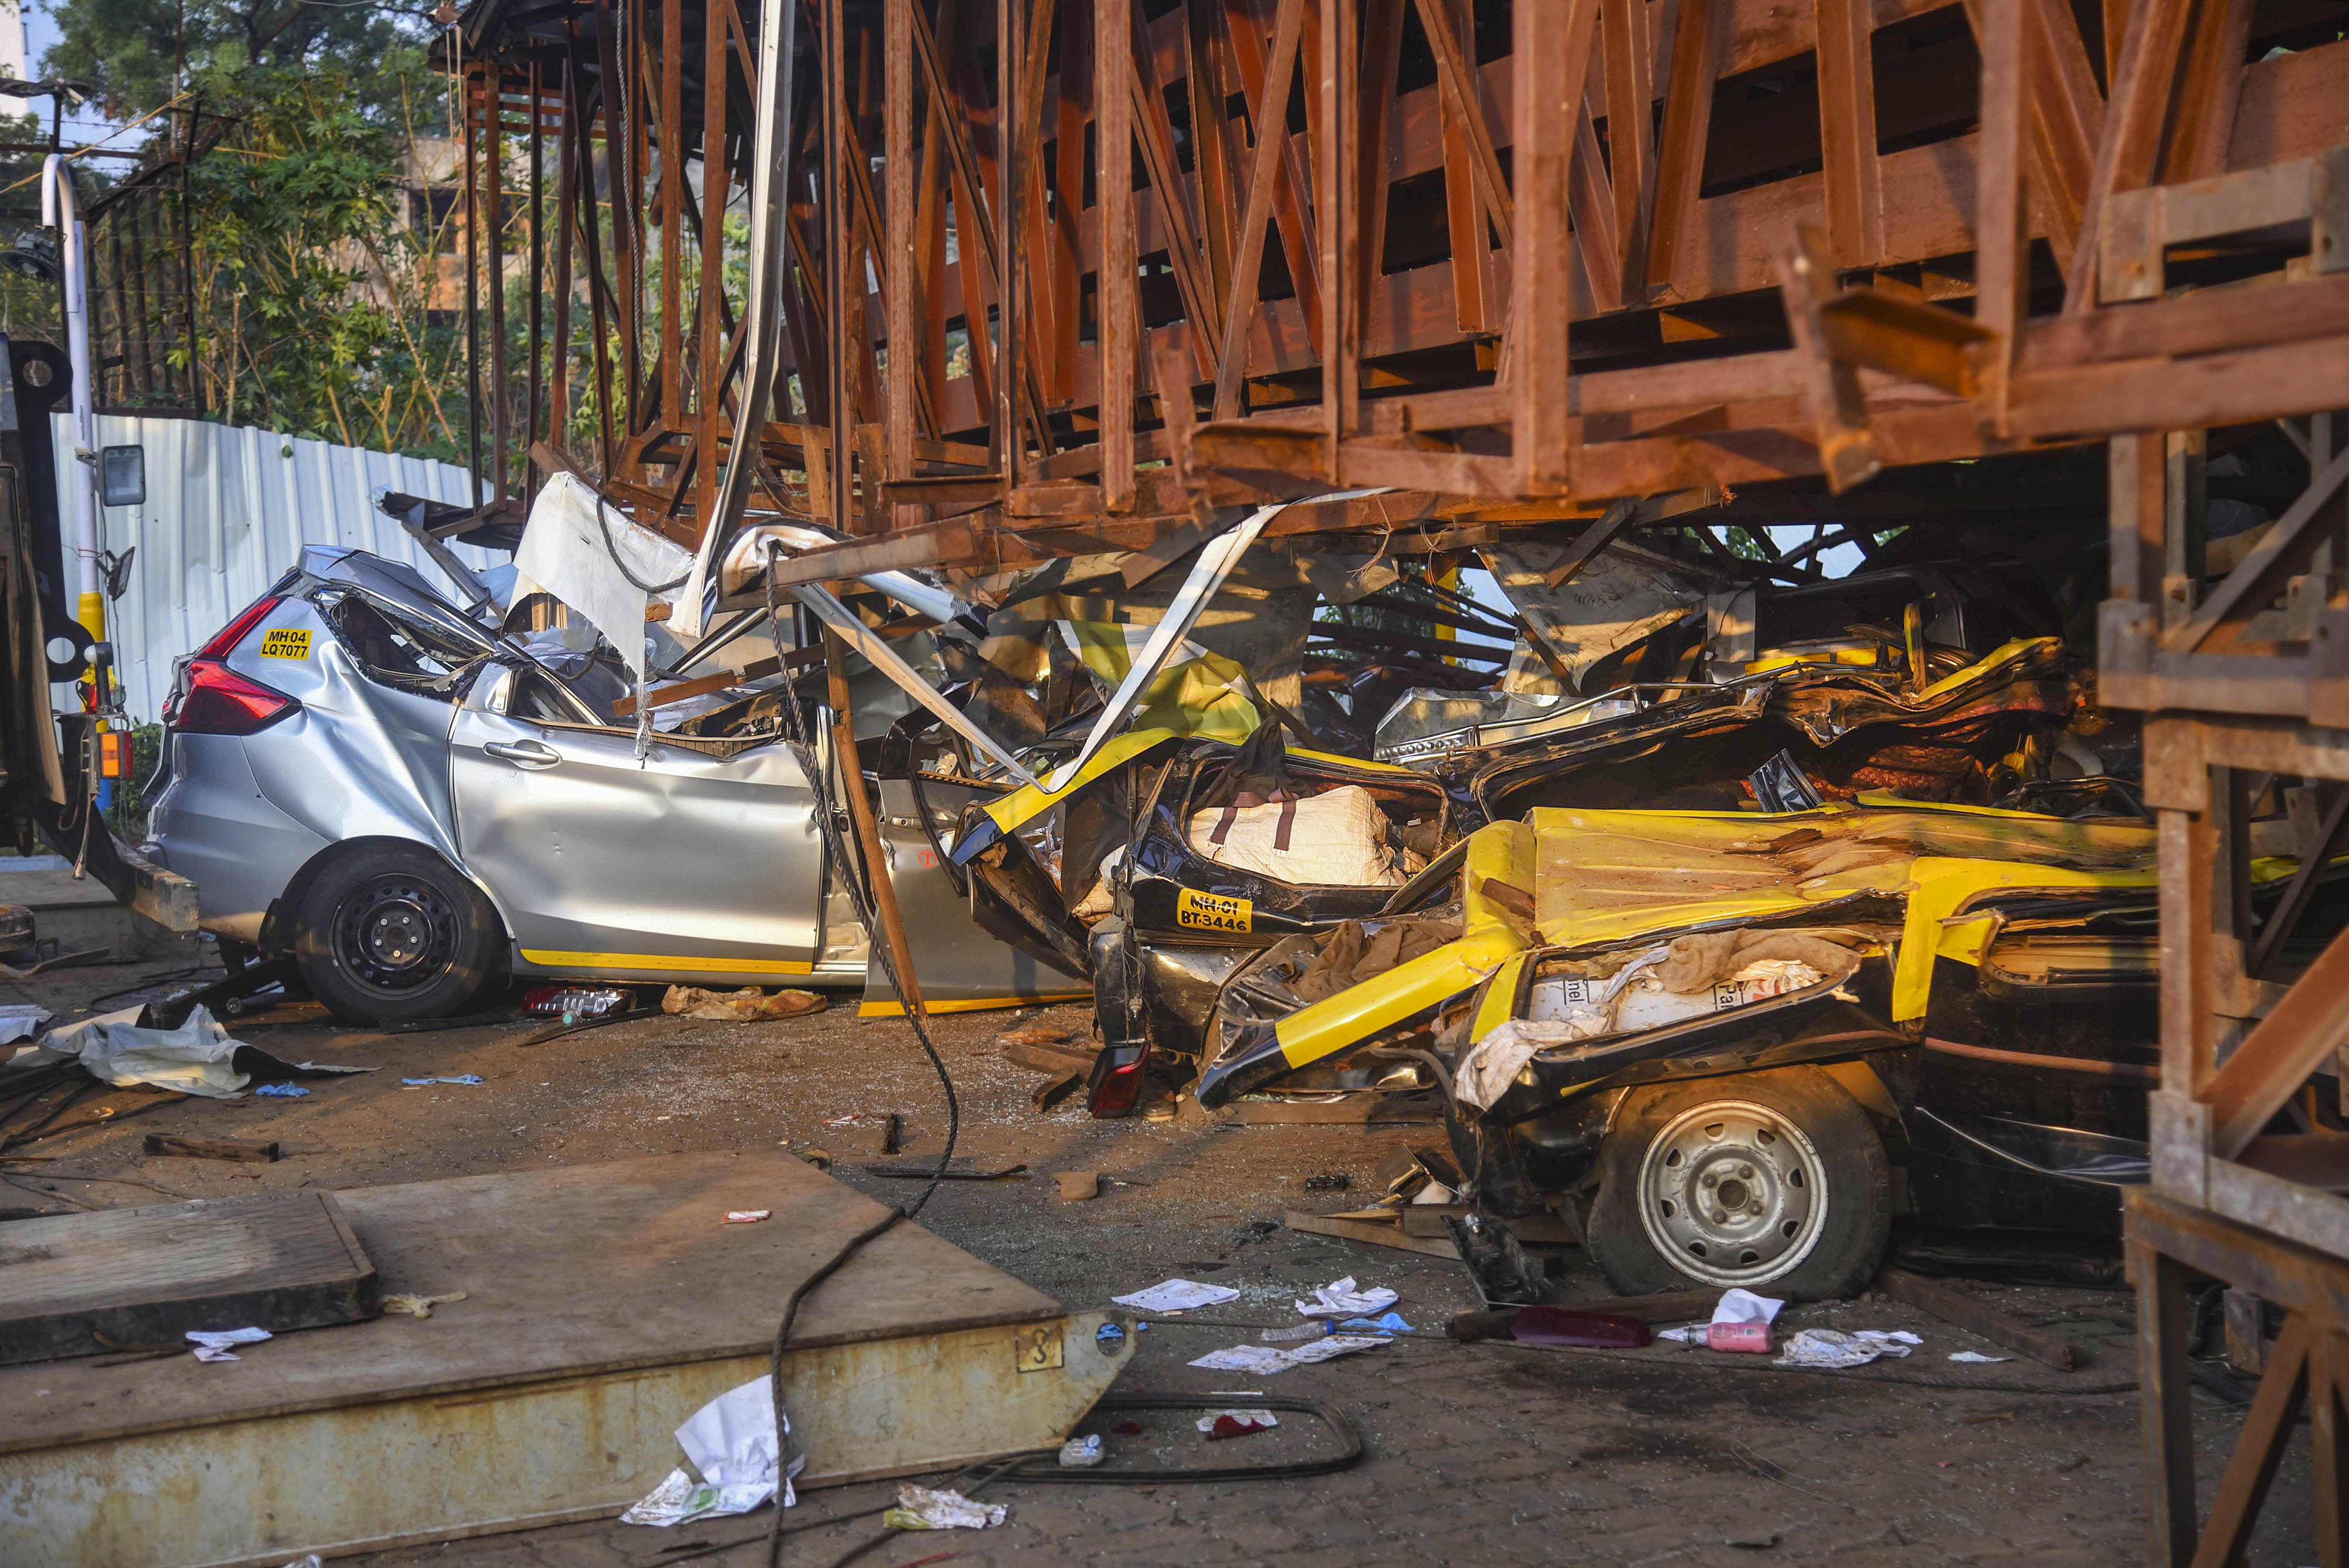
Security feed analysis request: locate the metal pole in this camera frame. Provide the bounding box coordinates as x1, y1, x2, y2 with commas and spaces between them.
44, 158, 100, 649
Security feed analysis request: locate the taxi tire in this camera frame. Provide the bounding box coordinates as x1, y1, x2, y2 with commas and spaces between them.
292, 844, 506, 1024
1584, 1067, 1891, 1300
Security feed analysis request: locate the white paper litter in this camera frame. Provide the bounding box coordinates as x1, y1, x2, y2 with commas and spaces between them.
885, 1485, 1006, 1530
17, 1004, 254, 1098
1196, 1409, 1279, 1434
621, 1373, 806, 1526
1948, 1350, 2013, 1363
0, 1003, 52, 1045
1058, 1434, 1104, 1468
1294, 1276, 1398, 1317
1773, 1328, 1922, 1369
1712, 1288, 1785, 1325
1188, 1335, 1390, 1376
1113, 1278, 1241, 1313
187, 1327, 272, 1363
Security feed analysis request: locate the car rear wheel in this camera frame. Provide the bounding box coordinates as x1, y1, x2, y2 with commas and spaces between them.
1585, 1067, 1890, 1298
292, 844, 506, 1023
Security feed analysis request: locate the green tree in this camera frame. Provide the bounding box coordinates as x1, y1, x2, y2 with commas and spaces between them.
44, 0, 419, 122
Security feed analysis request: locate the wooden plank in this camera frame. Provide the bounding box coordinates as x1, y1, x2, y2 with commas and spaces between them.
1099, 0, 1137, 510
1876, 1266, 2080, 1371
2206, 922, 2349, 1159
2134, 1236, 2202, 1568
1211, 0, 1311, 421
0, 1192, 375, 1366
1646, 0, 1722, 300
1284, 1208, 1467, 1258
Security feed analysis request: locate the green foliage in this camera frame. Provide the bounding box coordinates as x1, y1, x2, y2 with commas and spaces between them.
40, 0, 469, 460
45, 0, 414, 122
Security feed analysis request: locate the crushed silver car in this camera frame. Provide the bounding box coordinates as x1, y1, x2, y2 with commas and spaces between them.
146, 546, 1074, 1022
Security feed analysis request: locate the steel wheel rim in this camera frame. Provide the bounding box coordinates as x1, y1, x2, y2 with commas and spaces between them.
1635, 1098, 1827, 1287
333, 876, 461, 996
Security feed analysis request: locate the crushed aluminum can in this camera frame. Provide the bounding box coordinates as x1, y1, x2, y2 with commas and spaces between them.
1058, 1434, 1105, 1468
1707, 1321, 1773, 1353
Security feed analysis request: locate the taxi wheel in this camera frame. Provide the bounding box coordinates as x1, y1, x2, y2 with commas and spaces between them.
292, 844, 506, 1023
1585, 1067, 1890, 1299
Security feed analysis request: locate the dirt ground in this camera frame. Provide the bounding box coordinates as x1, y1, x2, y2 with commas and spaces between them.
2, 952, 2320, 1568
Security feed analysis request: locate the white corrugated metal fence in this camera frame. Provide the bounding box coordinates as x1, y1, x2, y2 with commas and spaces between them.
60, 413, 495, 721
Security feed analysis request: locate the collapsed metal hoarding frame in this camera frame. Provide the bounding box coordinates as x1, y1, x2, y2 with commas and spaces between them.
438, 0, 2349, 1558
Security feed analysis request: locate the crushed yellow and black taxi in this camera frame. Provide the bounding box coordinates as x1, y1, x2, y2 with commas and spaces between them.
1197, 800, 2343, 1299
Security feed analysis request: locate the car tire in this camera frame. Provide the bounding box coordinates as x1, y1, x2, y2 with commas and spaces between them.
1584, 1067, 1890, 1299
291, 844, 506, 1024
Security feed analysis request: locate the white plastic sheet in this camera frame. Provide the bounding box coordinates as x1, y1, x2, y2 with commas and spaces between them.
1294, 1276, 1398, 1317
1188, 1335, 1390, 1376
16, 1003, 251, 1098
621, 1373, 805, 1526
514, 472, 694, 681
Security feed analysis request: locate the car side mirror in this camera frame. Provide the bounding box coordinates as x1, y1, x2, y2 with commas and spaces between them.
99, 444, 146, 507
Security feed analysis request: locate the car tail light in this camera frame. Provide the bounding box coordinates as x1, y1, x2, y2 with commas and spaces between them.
1086, 1044, 1151, 1117
198, 593, 286, 659
165, 659, 300, 736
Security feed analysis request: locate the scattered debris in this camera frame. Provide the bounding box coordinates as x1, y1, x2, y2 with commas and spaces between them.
1058, 1434, 1105, 1468
1031, 1071, 1084, 1113
661, 985, 827, 1021
1773, 1328, 1922, 1369
795, 1148, 832, 1171
143, 1134, 280, 1162
520, 985, 630, 1019
1725, 1529, 1782, 1549
382, 1292, 469, 1318
254, 1084, 309, 1098
884, 1486, 1006, 1530
1197, 1409, 1279, 1439
1294, 1276, 1398, 1317
622, 1373, 804, 1525
1338, 1311, 1413, 1335
1950, 1351, 2014, 1363
880, 1112, 904, 1155
1053, 1171, 1100, 1202
187, 1327, 271, 1363
1303, 1173, 1350, 1192
722, 1209, 771, 1224
1114, 1279, 1241, 1313
0, 1003, 50, 1044
1262, 1321, 1334, 1343
15, 1004, 263, 1099
1188, 1335, 1390, 1376
401, 1075, 484, 1087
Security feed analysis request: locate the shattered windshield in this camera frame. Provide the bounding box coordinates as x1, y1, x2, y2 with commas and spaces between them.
314, 587, 497, 700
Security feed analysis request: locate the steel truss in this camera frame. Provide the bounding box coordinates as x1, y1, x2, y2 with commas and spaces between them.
440, 1, 2349, 1551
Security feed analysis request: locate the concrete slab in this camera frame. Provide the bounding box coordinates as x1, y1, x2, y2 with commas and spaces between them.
0, 1152, 1132, 1567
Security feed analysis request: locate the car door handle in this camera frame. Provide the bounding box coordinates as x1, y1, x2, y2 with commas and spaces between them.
484, 739, 561, 769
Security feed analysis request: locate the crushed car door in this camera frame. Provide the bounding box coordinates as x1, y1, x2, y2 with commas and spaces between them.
449, 662, 824, 978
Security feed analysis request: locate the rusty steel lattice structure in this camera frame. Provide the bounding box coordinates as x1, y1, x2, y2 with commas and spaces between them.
84, 114, 218, 413
443, 0, 2349, 1555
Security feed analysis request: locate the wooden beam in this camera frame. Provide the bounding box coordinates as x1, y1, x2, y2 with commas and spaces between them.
1513, 0, 1598, 495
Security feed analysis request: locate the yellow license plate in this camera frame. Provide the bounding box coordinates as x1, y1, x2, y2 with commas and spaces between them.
1176, 888, 1252, 933
258, 628, 312, 659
